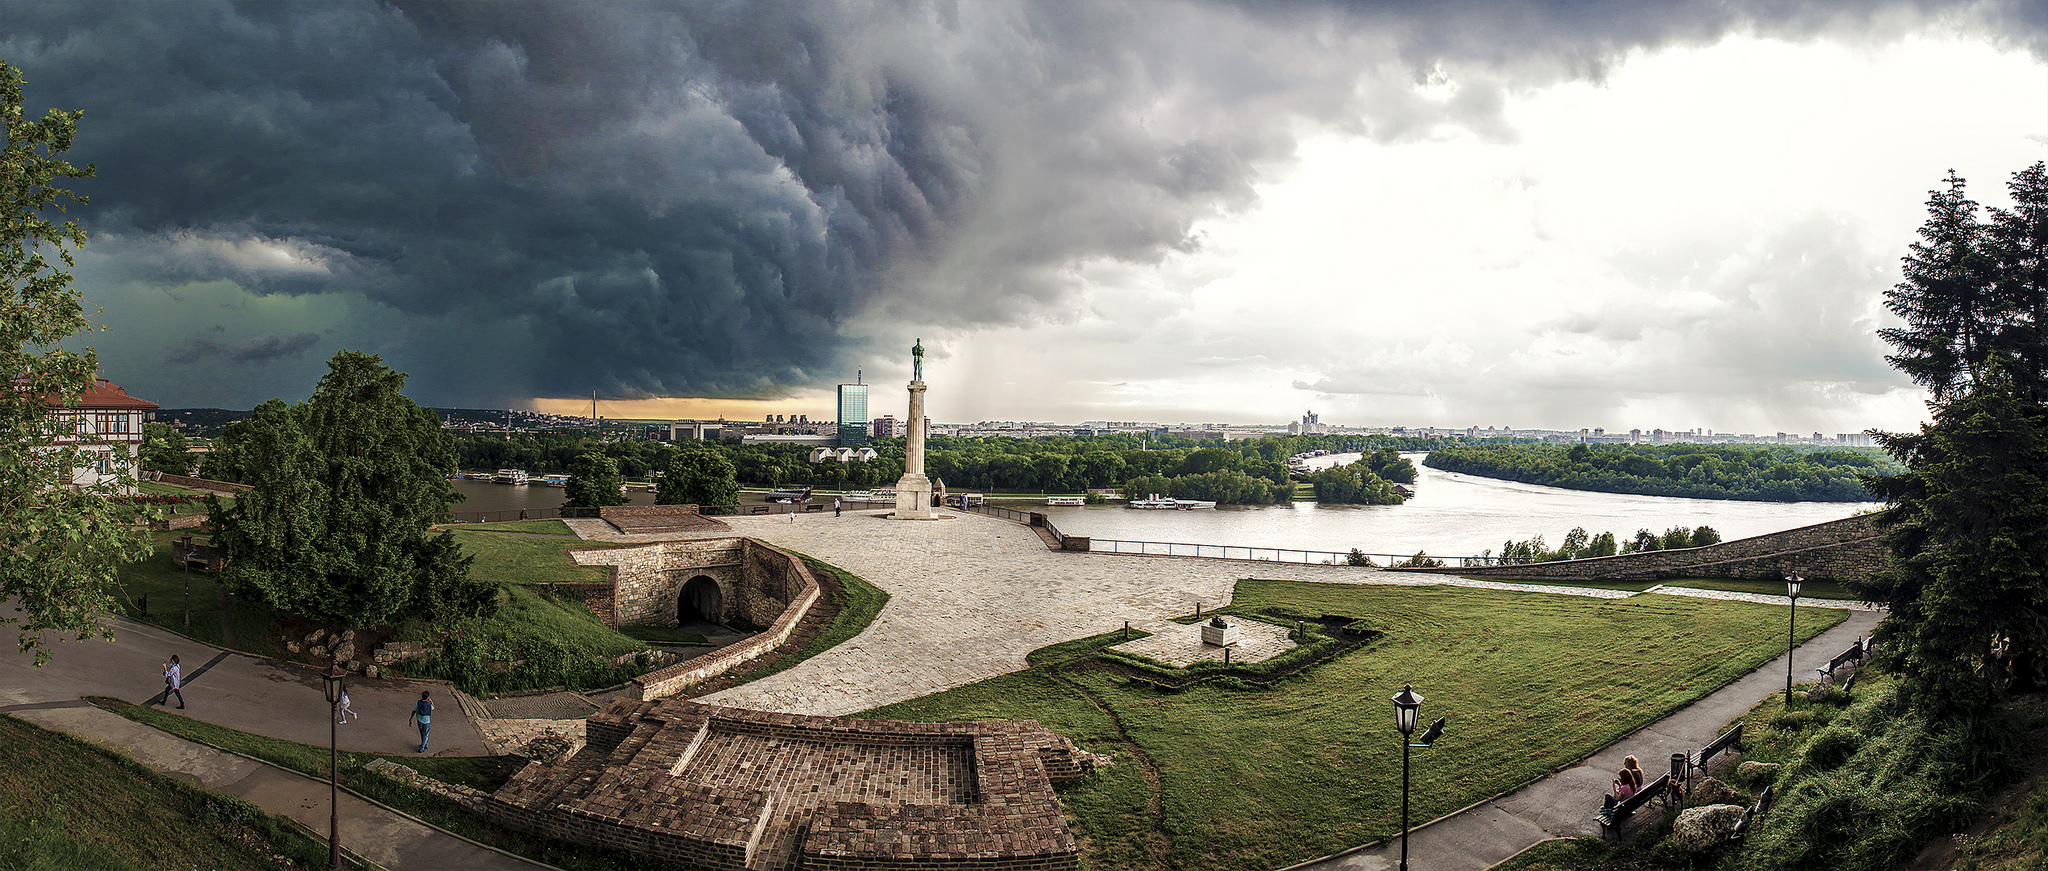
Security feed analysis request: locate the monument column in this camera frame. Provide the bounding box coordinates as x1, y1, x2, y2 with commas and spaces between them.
892, 339, 936, 520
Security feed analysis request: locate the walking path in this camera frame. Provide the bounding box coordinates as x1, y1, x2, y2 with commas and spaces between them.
0, 607, 541, 869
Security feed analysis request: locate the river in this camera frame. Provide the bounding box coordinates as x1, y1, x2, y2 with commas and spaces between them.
1018, 453, 1879, 559
450, 453, 1879, 558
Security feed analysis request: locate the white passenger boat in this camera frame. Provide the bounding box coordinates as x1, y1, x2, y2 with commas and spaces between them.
538, 473, 571, 487
1124, 494, 1216, 510
493, 469, 530, 485
1045, 496, 1085, 506
840, 489, 896, 504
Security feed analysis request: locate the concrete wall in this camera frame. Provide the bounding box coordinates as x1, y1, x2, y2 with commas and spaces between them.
1401, 514, 1890, 583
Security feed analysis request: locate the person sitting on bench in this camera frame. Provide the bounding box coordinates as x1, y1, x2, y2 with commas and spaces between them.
1613, 766, 1640, 802
1620, 756, 1646, 793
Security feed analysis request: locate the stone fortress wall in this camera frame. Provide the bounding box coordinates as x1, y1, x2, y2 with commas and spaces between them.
570, 537, 825, 700
488, 698, 1091, 871
1401, 513, 1892, 583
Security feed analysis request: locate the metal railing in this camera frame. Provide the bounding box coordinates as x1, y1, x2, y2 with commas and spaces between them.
950, 503, 1494, 566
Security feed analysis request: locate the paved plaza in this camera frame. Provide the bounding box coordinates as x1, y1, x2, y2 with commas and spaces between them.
566, 509, 1876, 717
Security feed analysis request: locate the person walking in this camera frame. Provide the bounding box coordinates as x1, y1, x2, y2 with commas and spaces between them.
337, 687, 357, 724
410, 691, 434, 753
789, 507, 797, 524
834, 497, 842, 517
161, 654, 185, 709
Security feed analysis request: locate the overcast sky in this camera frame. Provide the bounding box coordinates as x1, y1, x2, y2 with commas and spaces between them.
9, 1, 2045, 431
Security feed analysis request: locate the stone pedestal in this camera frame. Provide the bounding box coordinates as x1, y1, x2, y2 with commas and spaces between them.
892, 381, 936, 520
1201, 622, 1238, 647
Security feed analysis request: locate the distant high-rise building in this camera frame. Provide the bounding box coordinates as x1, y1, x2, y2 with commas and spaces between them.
837, 375, 870, 447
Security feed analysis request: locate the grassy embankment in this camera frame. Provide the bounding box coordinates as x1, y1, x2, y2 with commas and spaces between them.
0, 713, 339, 870
1498, 673, 2048, 871
1451, 575, 1863, 601
859, 579, 1844, 871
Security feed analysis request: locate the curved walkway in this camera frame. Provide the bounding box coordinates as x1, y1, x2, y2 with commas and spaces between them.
0, 607, 539, 869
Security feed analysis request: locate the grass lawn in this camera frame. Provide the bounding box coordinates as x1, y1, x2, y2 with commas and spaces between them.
0, 713, 337, 870
89, 698, 665, 871
858, 580, 1846, 871
441, 518, 576, 535
115, 530, 288, 658
445, 528, 637, 586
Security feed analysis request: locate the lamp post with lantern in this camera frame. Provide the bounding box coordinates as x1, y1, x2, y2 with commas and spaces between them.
1785, 573, 1803, 702
1391, 684, 1446, 871
321, 663, 348, 869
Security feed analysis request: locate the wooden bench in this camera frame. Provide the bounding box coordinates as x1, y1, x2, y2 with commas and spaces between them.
1691, 723, 1743, 771
1730, 784, 1775, 840
749, 506, 770, 515
1596, 772, 1670, 838
1815, 639, 1865, 678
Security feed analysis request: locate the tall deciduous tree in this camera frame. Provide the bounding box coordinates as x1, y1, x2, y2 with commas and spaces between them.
658, 448, 740, 508
139, 422, 191, 475
0, 60, 152, 664
563, 450, 626, 508
211, 352, 492, 628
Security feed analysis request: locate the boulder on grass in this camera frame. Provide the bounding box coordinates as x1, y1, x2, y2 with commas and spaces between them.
363, 665, 380, 679
309, 645, 328, 658
1736, 761, 1781, 783
1670, 804, 1746, 853
1688, 777, 1745, 808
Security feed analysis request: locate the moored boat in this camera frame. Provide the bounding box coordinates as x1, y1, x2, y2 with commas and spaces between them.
493, 469, 530, 485
1045, 496, 1085, 506
840, 489, 895, 504
538, 473, 571, 487
1125, 493, 1215, 510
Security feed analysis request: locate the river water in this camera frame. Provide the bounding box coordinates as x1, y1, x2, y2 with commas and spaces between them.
449, 477, 658, 513
1022, 453, 1879, 559
450, 453, 1879, 558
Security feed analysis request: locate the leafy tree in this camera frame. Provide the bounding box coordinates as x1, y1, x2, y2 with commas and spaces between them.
211, 352, 489, 628
563, 450, 626, 508
139, 422, 192, 475
659, 449, 739, 508
0, 60, 153, 664
1690, 525, 1722, 547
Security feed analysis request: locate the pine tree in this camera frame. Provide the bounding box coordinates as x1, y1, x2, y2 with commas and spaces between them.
1878, 171, 1995, 402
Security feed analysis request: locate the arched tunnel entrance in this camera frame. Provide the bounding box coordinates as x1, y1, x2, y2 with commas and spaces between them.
679, 575, 724, 625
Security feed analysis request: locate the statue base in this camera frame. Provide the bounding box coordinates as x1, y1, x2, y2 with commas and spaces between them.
891, 472, 936, 520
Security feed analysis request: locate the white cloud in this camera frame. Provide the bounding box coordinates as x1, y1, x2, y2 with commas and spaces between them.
926, 32, 2048, 433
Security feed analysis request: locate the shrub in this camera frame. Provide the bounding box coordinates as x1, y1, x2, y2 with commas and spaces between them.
1801, 725, 1862, 771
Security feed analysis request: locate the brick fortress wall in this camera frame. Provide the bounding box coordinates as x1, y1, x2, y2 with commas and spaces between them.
1400, 514, 1891, 583
487, 699, 1090, 871
569, 538, 824, 699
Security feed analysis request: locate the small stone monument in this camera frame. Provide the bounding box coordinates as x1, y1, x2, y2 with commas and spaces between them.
1201, 615, 1238, 647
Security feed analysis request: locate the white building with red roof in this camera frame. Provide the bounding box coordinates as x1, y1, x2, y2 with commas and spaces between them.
46, 378, 158, 494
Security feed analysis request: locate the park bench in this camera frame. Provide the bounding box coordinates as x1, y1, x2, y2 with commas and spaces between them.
749, 506, 770, 515
805, 503, 824, 512
1729, 784, 1775, 840
1690, 723, 1743, 773
1596, 772, 1670, 838
1815, 639, 1865, 678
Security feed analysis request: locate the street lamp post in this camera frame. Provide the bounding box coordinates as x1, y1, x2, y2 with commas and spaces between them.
321, 663, 348, 869
1785, 573, 1803, 703
1389, 685, 1446, 871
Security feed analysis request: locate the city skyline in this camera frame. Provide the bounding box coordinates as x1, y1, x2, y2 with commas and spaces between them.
8, 2, 2045, 432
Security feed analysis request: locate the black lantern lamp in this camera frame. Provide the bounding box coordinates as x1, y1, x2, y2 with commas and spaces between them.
1785, 573, 1803, 703
321, 662, 348, 869
1390, 684, 1446, 871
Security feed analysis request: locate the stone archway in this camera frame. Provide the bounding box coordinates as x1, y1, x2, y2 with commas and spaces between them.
678, 575, 724, 625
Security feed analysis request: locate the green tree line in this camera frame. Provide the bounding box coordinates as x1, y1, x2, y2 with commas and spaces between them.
435, 431, 1450, 497
1422, 442, 1896, 502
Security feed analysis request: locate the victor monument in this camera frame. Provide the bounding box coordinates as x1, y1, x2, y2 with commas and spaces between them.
892, 339, 937, 520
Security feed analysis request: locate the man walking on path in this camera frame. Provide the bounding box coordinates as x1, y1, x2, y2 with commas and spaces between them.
410, 691, 434, 753
834, 497, 842, 517
161, 654, 184, 709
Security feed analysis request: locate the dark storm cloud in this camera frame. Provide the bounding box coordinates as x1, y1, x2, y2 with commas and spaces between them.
168, 332, 323, 365
2, 0, 2038, 406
